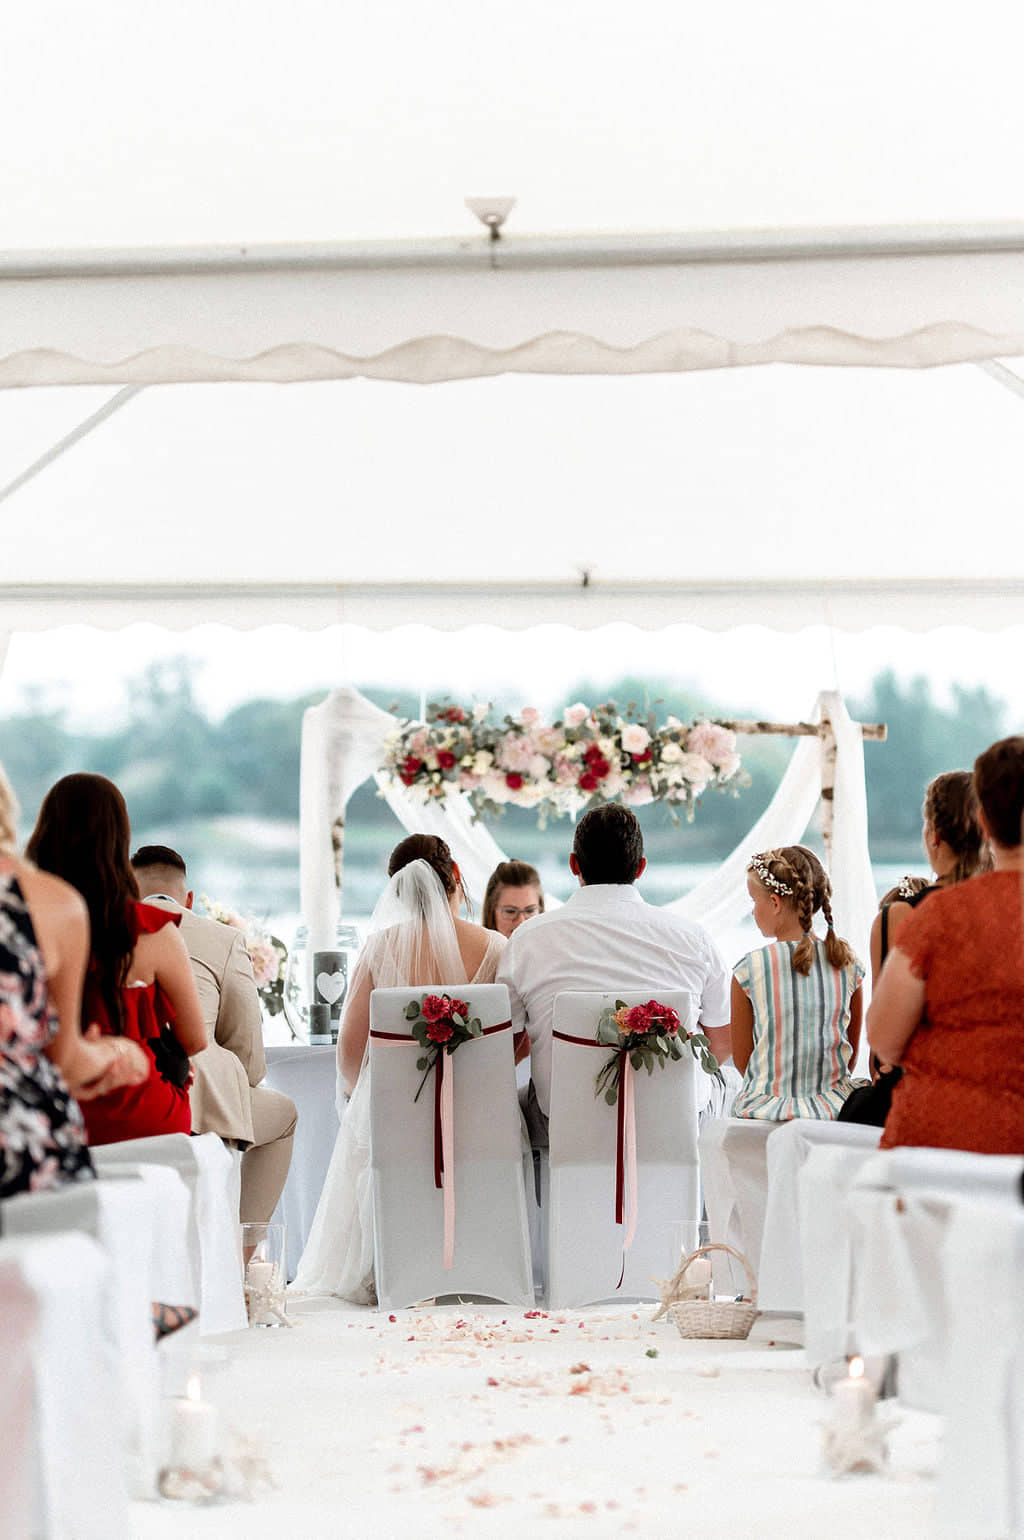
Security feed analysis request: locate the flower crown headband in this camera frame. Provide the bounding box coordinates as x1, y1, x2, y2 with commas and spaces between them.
749, 853, 793, 897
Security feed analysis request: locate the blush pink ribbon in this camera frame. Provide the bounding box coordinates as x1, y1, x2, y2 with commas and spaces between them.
371, 1019, 511, 1271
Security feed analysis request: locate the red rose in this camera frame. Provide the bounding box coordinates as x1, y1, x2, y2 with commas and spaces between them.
427, 1020, 454, 1044
583, 743, 604, 766
506, 772, 524, 790
399, 755, 423, 785
623, 1004, 652, 1035
633, 749, 652, 764
578, 770, 599, 792
437, 750, 457, 770
421, 994, 449, 1023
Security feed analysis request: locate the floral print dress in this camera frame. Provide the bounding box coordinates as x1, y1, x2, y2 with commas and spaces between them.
0, 868, 93, 1197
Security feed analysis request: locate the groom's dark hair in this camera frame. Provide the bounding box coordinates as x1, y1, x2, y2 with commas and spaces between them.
572, 804, 644, 885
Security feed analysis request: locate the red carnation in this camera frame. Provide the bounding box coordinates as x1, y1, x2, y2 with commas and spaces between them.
427, 1019, 454, 1043
633, 749, 652, 764
421, 994, 449, 1023
437, 750, 457, 770
447, 998, 469, 1020
583, 743, 604, 765
578, 770, 600, 792
506, 772, 524, 790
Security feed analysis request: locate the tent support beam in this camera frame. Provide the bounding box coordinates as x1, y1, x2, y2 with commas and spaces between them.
975, 359, 1024, 404
0, 385, 143, 509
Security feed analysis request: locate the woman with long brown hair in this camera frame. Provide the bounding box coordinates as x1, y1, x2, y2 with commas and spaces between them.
27, 773, 206, 1146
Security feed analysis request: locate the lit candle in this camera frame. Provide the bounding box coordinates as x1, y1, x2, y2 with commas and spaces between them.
833, 1355, 876, 1429
170, 1374, 218, 1470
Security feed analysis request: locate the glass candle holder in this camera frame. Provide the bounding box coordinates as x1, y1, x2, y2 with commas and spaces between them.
241, 1222, 288, 1327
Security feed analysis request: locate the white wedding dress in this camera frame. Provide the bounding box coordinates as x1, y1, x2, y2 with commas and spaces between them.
290, 862, 506, 1304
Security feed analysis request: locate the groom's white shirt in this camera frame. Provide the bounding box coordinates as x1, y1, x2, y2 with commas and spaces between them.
496, 882, 731, 1117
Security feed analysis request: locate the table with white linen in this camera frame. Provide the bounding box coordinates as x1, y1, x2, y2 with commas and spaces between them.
265, 1044, 340, 1278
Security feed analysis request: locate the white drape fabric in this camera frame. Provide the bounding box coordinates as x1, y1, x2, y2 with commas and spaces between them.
374, 773, 509, 914
300, 687, 397, 953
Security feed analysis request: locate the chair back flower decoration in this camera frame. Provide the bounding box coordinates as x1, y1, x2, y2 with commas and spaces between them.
381, 700, 745, 825
404, 993, 483, 1102
201, 897, 288, 1018
594, 999, 724, 1106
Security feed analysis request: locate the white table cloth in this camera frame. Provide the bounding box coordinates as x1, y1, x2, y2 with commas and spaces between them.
264, 1043, 339, 1279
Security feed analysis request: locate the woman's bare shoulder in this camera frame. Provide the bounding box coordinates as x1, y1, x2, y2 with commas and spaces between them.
15, 861, 87, 922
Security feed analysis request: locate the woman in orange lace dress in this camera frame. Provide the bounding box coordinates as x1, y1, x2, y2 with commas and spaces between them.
867, 737, 1024, 1154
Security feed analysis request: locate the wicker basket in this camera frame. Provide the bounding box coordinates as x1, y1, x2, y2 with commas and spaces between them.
663, 1242, 758, 1341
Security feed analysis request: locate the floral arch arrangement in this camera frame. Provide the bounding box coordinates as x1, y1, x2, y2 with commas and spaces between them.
380, 701, 746, 825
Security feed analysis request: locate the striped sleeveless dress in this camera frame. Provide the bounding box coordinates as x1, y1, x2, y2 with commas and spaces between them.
731, 938, 864, 1120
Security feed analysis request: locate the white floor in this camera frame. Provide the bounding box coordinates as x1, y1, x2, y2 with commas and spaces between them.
132, 1299, 942, 1540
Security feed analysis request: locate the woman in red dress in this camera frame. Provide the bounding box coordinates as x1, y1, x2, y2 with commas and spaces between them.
27, 774, 206, 1145
867, 736, 1024, 1155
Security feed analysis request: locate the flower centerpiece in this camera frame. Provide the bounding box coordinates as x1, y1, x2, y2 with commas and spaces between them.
380, 700, 746, 827
200, 897, 288, 1019
404, 993, 483, 1101
594, 998, 724, 1106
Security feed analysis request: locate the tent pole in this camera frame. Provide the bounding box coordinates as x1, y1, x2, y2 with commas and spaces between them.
0, 385, 143, 509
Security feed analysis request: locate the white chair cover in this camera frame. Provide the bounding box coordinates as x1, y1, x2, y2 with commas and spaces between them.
758, 1118, 880, 1311
545, 991, 700, 1309
92, 1132, 246, 1334
0, 1250, 39, 1539
264, 1043, 340, 1279
845, 1150, 1024, 1538
368, 984, 532, 1309
2, 1178, 169, 1497
796, 1141, 881, 1366
0, 1231, 128, 1540
697, 1117, 777, 1288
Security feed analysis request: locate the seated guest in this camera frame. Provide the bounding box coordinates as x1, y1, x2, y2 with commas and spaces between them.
868, 770, 988, 985
497, 805, 731, 1143
26, 774, 207, 1147
842, 771, 986, 1128
132, 845, 297, 1227
482, 860, 545, 937
731, 847, 864, 1120
869, 736, 1024, 1154
0, 762, 150, 1197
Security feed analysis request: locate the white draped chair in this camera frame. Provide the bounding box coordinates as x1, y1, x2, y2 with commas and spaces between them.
0, 1246, 41, 1539
845, 1149, 1024, 1540
1, 1174, 185, 1497
697, 1117, 777, 1287
758, 1117, 881, 1313
368, 984, 532, 1309
0, 1230, 128, 1540
545, 991, 700, 1309
91, 1131, 246, 1334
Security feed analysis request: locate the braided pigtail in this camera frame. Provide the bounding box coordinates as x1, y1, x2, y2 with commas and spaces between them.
792, 843, 856, 970
789, 854, 817, 976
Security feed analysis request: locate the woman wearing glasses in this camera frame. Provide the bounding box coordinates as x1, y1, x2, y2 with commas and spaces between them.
482, 860, 545, 937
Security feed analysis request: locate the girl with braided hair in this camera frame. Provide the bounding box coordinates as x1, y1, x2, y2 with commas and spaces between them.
730, 846, 864, 1120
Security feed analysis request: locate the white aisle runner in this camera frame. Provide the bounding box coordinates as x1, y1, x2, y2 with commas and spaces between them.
129, 1300, 940, 1538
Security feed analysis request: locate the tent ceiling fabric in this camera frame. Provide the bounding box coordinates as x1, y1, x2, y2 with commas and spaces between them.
4, 227, 1024, 387
3, 364, 1024, 631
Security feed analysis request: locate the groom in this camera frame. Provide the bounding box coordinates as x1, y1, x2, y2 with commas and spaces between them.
496, 804, 732, 1144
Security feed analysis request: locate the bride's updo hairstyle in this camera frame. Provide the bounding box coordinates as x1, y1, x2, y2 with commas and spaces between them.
747, 845, 855, 977
387, 833, 457, 897
923, 770, 988, 881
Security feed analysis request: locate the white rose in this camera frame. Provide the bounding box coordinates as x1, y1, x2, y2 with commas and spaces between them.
472, 702, 490, 721
527, 753, 551, 780
620, 724, 650, 755
563, 703, 589, 727
660, 740, 683, 762
482, 770, 511, 803
473, 750, 494, 775
717, 752, 742, 781
677, 752, 712, 793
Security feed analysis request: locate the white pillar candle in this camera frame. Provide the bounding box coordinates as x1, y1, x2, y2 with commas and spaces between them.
170, 1374, 218, 1470
246, 1260, 275, 1291
833, 1356, 876, 1429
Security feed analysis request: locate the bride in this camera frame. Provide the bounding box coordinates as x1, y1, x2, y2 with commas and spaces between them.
290, 833, 507, 1303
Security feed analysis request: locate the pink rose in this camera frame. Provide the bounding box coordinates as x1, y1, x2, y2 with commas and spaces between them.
620, 724, 651, 756
519, 706, 540, 725
686, 723, 737, 767
563, 703, 589, 728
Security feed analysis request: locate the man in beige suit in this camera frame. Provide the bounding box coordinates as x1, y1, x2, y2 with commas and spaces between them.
131, 845, 297, 1226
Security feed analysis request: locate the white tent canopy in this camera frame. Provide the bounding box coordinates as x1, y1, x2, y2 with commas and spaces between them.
3, 357, 1024, 633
